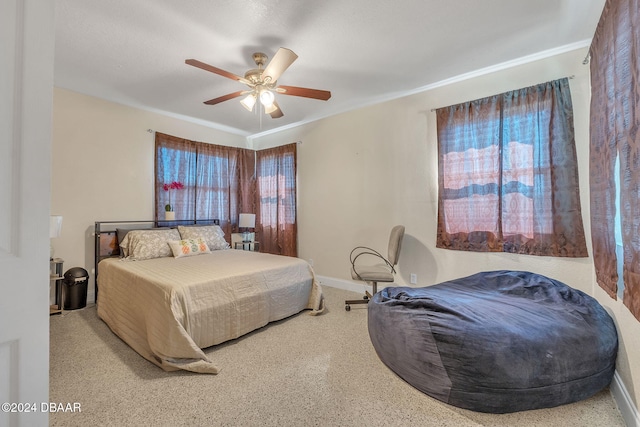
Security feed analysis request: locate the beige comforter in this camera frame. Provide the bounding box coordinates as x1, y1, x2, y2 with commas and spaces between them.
97, 250, 325, 374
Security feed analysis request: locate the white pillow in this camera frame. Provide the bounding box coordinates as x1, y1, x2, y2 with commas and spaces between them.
178, 225, 229, 250
168, 238, 211, 258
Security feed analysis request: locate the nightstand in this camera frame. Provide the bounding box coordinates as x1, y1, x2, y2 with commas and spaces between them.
50, 258, 64, 315
235, 241, 260, 252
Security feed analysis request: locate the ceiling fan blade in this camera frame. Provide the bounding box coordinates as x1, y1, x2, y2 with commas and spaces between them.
203, 91, 246, 105
186, 59, 252, 85
262, 48, 298, 83
276, 85, 331, 101
268, 100, 284, 118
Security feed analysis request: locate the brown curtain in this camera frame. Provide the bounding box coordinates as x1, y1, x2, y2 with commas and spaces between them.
436, 78, 588, 257
589, 0, 640, 320
256, 143, 297, 257
155, 132, 255, 238
155, 133, 197, 221
194, 141, 255, 237
237, 148, 256, 217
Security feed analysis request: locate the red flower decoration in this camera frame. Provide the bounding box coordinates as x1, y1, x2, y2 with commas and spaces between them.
163, 181, 184, 212
164, 181, 184, 191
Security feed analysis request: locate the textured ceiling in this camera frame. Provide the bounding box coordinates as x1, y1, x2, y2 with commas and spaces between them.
54, 0, 606, 137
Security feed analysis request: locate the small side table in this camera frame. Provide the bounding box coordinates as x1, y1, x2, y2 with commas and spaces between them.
50, 258, 64, 315
235, 241, 260, 252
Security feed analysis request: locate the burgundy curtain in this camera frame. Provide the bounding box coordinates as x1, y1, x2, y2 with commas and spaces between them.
589, 0, 640, 320
436, 78, 588, 257
194, 141, 255, 236
155, 132, 255, 238
256, 143, 297, 257
155, 133, 197, 221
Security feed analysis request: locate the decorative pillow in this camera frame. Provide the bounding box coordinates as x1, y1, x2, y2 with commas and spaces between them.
167, 238, 211, 258
178, 225, 229, 250
122, 229, 181, 260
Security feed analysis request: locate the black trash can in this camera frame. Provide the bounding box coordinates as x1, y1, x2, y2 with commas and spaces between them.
63, 267, 89, 310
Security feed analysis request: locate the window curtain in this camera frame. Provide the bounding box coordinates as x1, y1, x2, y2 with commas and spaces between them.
256, 143, 297, 257
155, 133, 197, 219
155, 132, 255, 238
589, 0, 640, 320
436, 78, 588, 257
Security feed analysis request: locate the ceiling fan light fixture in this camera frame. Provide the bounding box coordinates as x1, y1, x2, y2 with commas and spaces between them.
264, 103, 278, 114
259, 89, 275, 107
240, 93, 257, 111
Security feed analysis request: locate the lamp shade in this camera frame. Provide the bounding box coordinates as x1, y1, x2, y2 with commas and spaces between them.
238, 213, 256, 229
240, 93, 257, 111
259, 89, 275, 107
49, 215, 63, 238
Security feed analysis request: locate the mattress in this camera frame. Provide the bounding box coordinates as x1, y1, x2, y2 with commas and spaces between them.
97, 249, 324, 374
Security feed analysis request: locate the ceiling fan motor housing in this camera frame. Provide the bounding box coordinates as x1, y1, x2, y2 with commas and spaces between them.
244, 68, 262, 84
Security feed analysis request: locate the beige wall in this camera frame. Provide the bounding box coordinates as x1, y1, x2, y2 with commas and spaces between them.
253, 48, 639, 410
51, 88, 247, 302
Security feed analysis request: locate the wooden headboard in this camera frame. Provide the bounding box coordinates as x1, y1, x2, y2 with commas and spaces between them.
94, 219, 220, 301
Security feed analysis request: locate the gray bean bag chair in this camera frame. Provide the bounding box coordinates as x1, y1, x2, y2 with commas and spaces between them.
368, 270, 618, 413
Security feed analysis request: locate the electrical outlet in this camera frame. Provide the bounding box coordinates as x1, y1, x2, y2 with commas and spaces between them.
410, 273, 417, 284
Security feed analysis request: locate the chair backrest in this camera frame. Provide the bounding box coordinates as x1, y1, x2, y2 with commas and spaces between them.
387, 225, 405, 266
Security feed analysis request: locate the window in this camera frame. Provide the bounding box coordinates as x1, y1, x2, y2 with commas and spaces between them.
614, 154, 624, 299
256, 143, 297, 257
154, 133, 254, 236
436, 78, 588, 257
155, 132, 297, 256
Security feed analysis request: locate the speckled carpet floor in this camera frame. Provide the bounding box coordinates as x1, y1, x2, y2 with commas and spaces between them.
50, 285, 625, 426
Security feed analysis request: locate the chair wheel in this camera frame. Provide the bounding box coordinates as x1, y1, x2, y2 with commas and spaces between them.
345, 304, 351, 311
363, 295, 368, 300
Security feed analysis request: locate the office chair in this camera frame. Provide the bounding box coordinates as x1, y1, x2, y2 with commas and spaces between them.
345, 225, 405, 311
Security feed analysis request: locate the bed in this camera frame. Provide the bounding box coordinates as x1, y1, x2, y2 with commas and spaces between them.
94, 220, 324, 374
367, 270, 618, 413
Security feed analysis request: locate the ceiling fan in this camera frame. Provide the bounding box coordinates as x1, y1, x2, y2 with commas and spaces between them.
186, 48, 331, 119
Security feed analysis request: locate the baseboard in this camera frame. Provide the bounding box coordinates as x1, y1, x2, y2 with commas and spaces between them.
611, 370, 640, 427
316, 275, 372, 295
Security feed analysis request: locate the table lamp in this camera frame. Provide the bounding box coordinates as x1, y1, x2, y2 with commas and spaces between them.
238, 213, 255, 243
50, 215, 63, 259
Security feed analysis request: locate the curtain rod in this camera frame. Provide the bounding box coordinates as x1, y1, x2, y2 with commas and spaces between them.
429, 75, 575, 112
